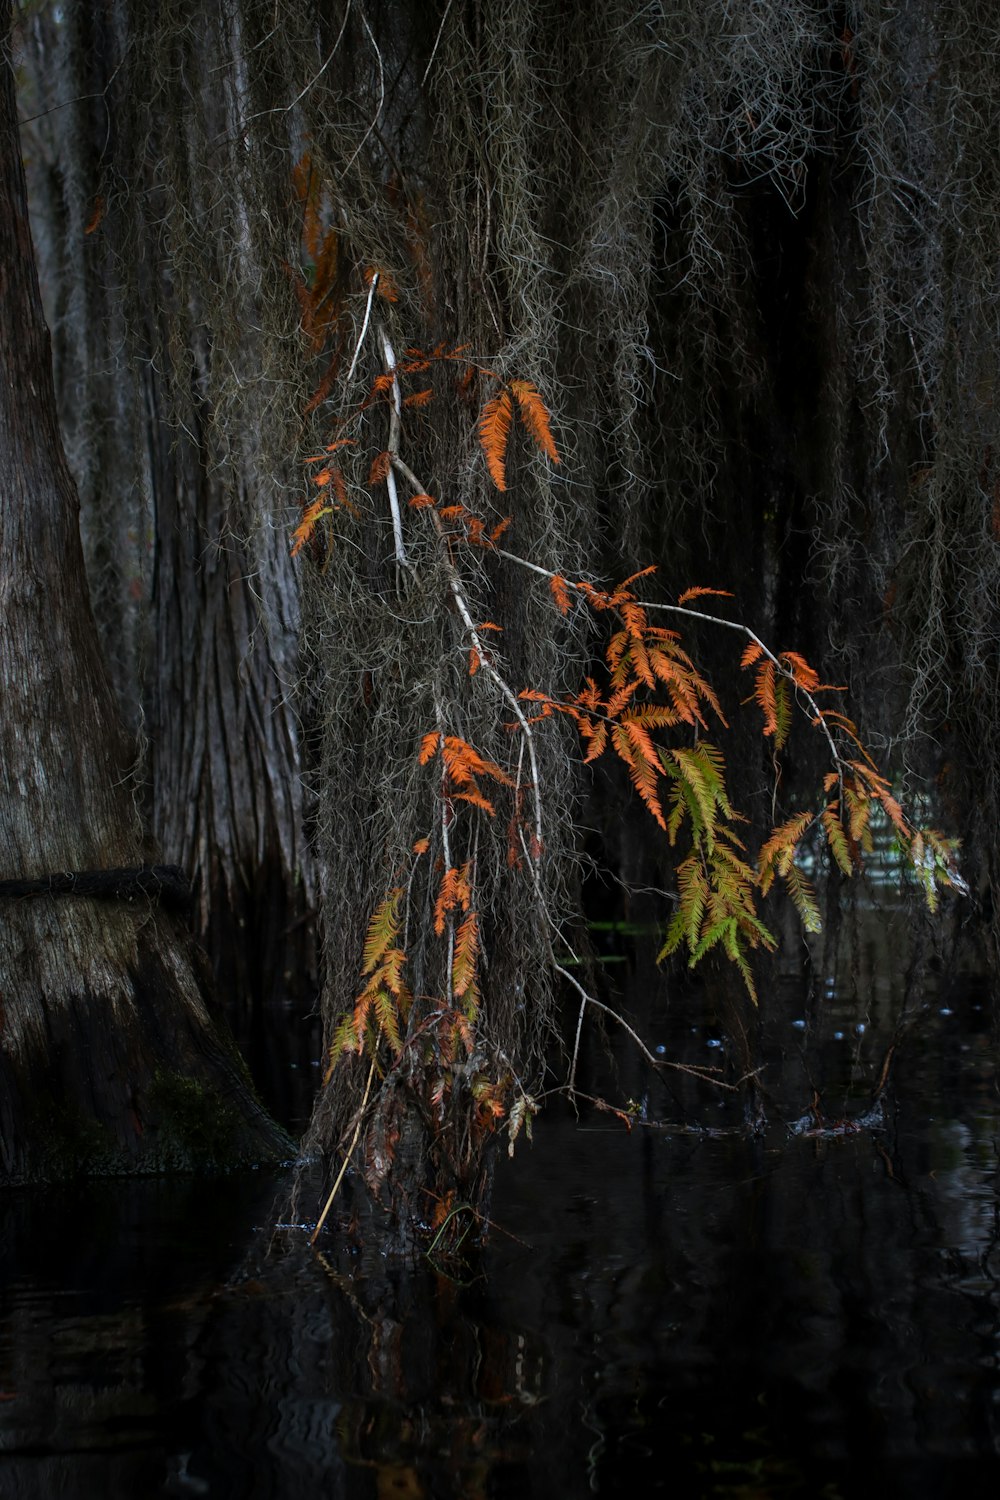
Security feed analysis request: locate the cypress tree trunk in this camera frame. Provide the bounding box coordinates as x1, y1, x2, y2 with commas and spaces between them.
0, 5, 290, 1181
17, 1, 318, 1010
143, 351, 317, 1011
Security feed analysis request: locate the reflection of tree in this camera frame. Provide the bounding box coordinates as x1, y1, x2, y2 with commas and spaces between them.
1, 1063, 999, 1493
0, 1179, 276, 1496
193, 1248, 546, 1498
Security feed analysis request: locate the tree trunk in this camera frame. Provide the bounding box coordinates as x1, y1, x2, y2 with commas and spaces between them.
143, 349, 317, 1011
16, 2, 318, 1011
0, 6, 290, 1181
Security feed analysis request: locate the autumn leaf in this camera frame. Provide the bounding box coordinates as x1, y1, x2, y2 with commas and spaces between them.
510, 380, 559, 464
434, 863, 472, 935
418, 732, 441, 764
84, 196, 105, 235
305, 439, 356, 461
440, 735, 512, 788
780, 650, 821, 693
751, 659, 779, 737
549, 574, 573, 615
452, 910, 480, 997
329, 466, 349, 508
678, 586, 734, 605
478, 389, 514, 490
303, 362, 336, 416
290, 499, 331, 558
368, 450, 392, 484
617, 565, 658, 589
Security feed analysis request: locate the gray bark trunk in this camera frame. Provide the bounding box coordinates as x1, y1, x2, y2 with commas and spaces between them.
16, 2, 318, 1010
143, 351, 317, 1009
0, 5, 290, 1180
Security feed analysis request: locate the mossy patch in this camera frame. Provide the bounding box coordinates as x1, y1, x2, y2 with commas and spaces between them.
30, 1096, 118, 1180
148, 1069, 255, 1171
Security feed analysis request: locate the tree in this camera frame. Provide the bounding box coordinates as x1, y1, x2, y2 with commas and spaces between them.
18, 0, 318, 1010
10, 2, 993, 1243
0, 0, 289, 1180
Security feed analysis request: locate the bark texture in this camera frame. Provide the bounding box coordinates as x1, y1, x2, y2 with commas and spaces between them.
0, 6, 290, 1180
19, 2, 318, 1009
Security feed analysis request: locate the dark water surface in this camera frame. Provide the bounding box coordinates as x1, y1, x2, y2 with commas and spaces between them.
2, 973, 999, 1497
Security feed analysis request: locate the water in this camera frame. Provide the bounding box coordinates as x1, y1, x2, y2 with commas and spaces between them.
1, 967, 998, 1496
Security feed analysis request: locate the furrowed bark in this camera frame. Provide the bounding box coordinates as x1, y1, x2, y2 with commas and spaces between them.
0, 3, 290, 1180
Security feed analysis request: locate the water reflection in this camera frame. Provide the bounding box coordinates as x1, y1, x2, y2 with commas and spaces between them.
0, 977, 999, 1496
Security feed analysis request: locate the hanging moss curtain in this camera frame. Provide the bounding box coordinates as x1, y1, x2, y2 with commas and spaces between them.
16, 0, 1000, 1220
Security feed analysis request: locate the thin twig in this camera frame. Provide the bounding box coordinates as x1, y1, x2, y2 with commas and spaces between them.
390, 457, 546, 866
637, 598, 844, 772
554, 964, 744, 1091
434, 692, 456, 1004
546, 1089, 753, 1138
346, 270, 378, 383
340, 4, 385, 180
310, 1056, 376, 1244
420, 0, 454, 88
380, 330, 409, 567
494, 545, 845, 774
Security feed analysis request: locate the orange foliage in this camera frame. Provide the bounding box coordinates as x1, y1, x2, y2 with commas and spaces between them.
478, 390, 514, 490
368, 450, 392, 484
678, 586, 734, 605
510, 380, 560, 464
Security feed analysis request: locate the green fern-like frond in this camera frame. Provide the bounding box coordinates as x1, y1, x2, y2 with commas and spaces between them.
691, 742, 735, 818
329, 1010, 359, 1062
729, 941, 759, 1005
461, 973, 481, 1023
773, 674, 791, 750
843, 786, 874, 851
361, 889, 404, 975
710, 841, 762, 918
663, 748, 715, 845
663, 744, 736, 852
657, 854, 708, 958
380, 947, 411, 1007
690, 915, 735, 965
373, 987, 403, 1054
665, 769, 703, 845
758, 809, 813, 893
822, 805, 854, 876
782, 862, 822, 933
